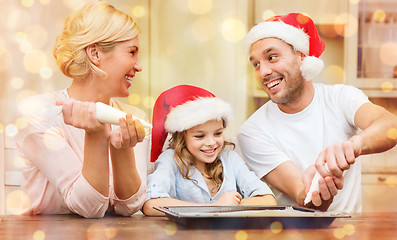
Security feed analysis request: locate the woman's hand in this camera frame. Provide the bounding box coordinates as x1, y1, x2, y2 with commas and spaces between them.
109, 114, 146, 149
59, 99, 106, 134
213, 192, 242, 206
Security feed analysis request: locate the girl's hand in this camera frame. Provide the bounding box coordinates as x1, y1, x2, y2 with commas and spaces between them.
59, 99, 106, 134
213, 192, 242, 206
109, 114, 146, 149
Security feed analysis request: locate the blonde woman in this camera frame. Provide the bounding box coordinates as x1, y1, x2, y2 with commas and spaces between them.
16, 1, 148, 218
142, 85, 276, 216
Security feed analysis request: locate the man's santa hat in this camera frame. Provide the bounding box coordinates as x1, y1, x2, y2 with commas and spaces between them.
246, 13, 325, 81
150, 85, 232, 162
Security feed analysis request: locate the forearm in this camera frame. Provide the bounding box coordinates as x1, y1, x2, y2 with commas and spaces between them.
82, 131, 110, 197
143, 198, 211, 216
110, 146, 142, 200
240, 195, 277, 206
264, 161, 306, 205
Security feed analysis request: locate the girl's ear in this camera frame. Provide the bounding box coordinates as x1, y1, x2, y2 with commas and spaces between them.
86, 44, 100, 66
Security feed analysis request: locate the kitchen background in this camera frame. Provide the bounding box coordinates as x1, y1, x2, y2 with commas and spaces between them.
0, 0, 396, 214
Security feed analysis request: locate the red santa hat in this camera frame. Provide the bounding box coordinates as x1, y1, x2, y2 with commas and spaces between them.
246, 13, 325, 81
150, 85, 232, 162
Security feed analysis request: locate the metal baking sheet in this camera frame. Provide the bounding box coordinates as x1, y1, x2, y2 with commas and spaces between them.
154, 205, 350, 229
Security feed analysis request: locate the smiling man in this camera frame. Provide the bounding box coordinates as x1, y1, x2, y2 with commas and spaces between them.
237, 13, 397, 213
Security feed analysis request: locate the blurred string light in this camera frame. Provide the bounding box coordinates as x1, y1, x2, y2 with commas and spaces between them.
86, 223, 107, 240
262, 10, 275, 21
6, 190, 30, 215
323, 65, 345, 84
387, 128, 397, 140
5, 124, 18, 137
380, 42, 397, 67
349, 0, 360, 4
33, 231, 45, 240
191, 18, 216, 42
221, 18, 246, 43
164, 221, 177, 235
40, 66, 53, 79
6, 8, 31, 30
234, 230, 248, 240
334, 224, 355, 239
105, 227, 117, 238
386, 176, 397, 187
143, 96, 155, 109
188, 0, 212, 15
270, 221, 283, 234
0, 123, 4, 133
39, 0, 50, 5
372, 9, 386, 23
11, 77, 25, 90
24, 49, 48, 73
26, 25, 48, 49
16, 117, 29, 130
128, 93, 140, 105
132, 5, 145, 18
21, 0, 34, 8
335, 13, 358, 38
381, 81, 393, 92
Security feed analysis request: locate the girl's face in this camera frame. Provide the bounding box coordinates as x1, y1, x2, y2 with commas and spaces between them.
185, 119, 224, 169
97, 36, 142, 99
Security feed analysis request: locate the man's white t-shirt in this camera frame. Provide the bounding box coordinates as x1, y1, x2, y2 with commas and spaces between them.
237, 83, 370, 213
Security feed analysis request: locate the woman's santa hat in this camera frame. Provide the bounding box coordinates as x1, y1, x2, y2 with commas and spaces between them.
246, 13, 325, 81
150, 85, 232, 162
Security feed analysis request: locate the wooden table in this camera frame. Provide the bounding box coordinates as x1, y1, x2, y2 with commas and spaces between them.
1, 212, 397, 240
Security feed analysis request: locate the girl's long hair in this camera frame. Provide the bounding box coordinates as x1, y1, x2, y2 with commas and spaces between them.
168, 131, 235, 193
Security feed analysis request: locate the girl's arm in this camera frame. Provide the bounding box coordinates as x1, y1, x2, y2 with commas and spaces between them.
240, 195, 277, 206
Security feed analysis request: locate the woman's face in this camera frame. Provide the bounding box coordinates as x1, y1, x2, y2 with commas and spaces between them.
97, 36, 142, 98
185, 119, 225, 170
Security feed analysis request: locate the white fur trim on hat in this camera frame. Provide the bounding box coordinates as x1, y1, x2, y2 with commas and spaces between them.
246, 21, 309, 55
165, 97, 232, 133
300, 56, 324, 81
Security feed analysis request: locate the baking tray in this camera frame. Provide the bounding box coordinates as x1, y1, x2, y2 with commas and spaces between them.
154, 205, 350, 229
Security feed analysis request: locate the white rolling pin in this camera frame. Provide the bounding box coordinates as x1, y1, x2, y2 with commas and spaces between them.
304, 165, 330, 205
56, 102, 152, 129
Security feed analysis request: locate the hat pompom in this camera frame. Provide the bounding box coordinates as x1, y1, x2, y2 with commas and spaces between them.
300, 56, 324, 81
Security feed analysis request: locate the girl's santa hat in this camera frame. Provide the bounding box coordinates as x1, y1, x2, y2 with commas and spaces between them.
246, 13, 325, 81
150, 85, 232, 162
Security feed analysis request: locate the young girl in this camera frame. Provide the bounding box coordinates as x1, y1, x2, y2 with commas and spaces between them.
143, 85, 276, 216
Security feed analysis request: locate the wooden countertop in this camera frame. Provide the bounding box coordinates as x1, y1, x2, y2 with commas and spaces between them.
1, 212, 397, 239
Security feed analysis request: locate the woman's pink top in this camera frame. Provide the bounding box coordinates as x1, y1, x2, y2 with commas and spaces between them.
16, 90, 149, 218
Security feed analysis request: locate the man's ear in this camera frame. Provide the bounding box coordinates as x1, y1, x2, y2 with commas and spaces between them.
86, 44, 100, 65
297, 51, 305, 66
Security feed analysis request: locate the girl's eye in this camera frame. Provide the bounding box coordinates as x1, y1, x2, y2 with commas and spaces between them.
215, 131, 223, 136
194, 135, 204, 139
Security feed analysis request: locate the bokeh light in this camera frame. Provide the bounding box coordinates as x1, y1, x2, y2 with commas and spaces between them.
343, 224, 355, 235
262, 10, 275, 21
387, 128, 397, 140
132, 5, 145, 18
40, 0, 51, 5
164, 221, 177, 235
323, 65, 345, 84
40, 66, 53, 79
386, 176, 397, 187
270, 221, 283, 234
21, 0, 34, 8
221, 18, 246, 43
335, 13, 358, 37
372, 9, 386, 23
143, 96, 155, 109
15, 31, 28, 43
6, 8, 32, 30
86, 223, 107, 240
234, 230, 248, 240
188, 0, 212, 15
349, 0, 360, 4
24, 49, 48, 73
16, 117, 29, 130
381, 81, 393, 93
62, 0, 85, 10
333, 228, 345, 239
26, 25, 49, 49
33, 231, 45, 240
191, 18, 216, 42
128, 93, 141, 105
379, 42, 397, 67
0, 123, 4, 133
19, 41, 33, 53
6, 190, 30, 215
105, 227, 117, 238
11, 77, 25, 90
5, 124, 18, 137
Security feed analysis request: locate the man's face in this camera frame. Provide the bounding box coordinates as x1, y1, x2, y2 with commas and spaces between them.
249, 38, 306, 106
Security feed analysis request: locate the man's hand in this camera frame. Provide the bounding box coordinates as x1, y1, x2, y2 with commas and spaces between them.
302, 165, 344, 211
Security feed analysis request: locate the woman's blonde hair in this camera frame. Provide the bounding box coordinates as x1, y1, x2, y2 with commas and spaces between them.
168, 130, 235, 193
53, 1, 140, 79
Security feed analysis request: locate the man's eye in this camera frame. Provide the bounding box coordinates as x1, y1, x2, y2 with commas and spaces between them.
269, 55, 277, 61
